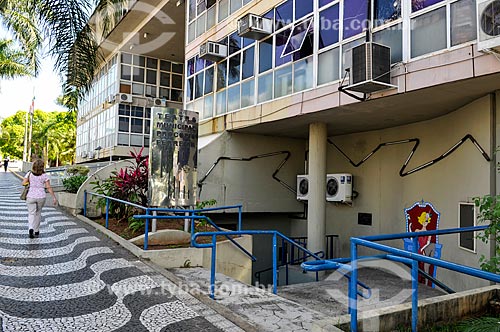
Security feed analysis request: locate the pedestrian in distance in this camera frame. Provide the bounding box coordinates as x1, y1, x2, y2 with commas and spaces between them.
22, 159, 58, 238
3, 156, 8, 172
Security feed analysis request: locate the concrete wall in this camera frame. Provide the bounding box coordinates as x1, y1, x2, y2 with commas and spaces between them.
198, 132, 306, 213
326, 95, 492, 291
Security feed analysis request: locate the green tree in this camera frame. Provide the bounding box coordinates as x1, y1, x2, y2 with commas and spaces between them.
0, 39, 33, 78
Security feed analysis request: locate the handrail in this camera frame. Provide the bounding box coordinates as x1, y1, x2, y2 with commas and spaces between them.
133, 214, 255, 260
349, 225, 497, 332
192, 230, 322, 299
254, 250, 324, 284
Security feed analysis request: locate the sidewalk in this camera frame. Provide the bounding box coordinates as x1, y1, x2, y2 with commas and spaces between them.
0, 172, 245, 332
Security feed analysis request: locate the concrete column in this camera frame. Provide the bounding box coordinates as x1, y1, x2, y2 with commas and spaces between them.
307, 122, 327, 255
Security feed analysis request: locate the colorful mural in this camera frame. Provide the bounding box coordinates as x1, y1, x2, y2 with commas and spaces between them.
404, 201, 442, 287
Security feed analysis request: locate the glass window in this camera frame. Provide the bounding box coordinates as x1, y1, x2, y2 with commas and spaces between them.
207, 5, 216, 29
160, 72, 170, 87
196, 12, 206, 37
118, 133, 129, 146
188, 22, 196, 43
161, 60, 171, 72
217, 61, 227, 90
195, 57, 205, 73
146, 70, 157, 84
187, 78, 194, 102
344, 0, 369, 39
294, 57, 313, 92
119, 104, 130, 116
296, 0, 313, 20
197, 0, 206, 15
188, 0, 196, 21
172, 74, 183, 89
216, 90, 227, 114
275, 29, 293, 67
259, 38, 273, 73
241, 79, 255, 108
132, 83, 144, 95
171, 89, 183, 102
204, 94, 214, 119
230, 0, 242, 14
205, 66, 215, 94
375, 0, 401, 26
319, 0, 335, 7
131, 134, 143, 147
319, 5, 340, 49
274, 65, 292, 98
133, 55, 145, 67
411, 7, 447, 57
131, 118, 143, 133
318, 48, 340, 85
146, 58, 157, 69
258, 72, 273, 103
450, 0, 476, 47
276, 0, 293, 30
133, 67, 144, 82
373, 24, 403, 63
121, 65, 131, 80
121, 53, 132, 64
187, 58, 195, 76
229, 32, 242, 54
195, 72, 204, 99
160, 88, 170, 100
228, 54, 241, 85
282, 17, 314, 57
412, 0, 445, 12
145, 85, 157, 97
242, 47, 255, 80
131, 106, 144, 118
172, 63, 183, 74
119, 117, 129, 132
219, 0, 229, 21
227, 84, 241, 112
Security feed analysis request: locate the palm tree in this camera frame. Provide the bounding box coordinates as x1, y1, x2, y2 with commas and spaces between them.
0, 39, 33, 78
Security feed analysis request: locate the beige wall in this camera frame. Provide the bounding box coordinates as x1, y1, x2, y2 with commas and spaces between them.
326, 96, 492, 291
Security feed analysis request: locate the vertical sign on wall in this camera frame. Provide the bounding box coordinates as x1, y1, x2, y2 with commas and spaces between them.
148, 108, 198, 207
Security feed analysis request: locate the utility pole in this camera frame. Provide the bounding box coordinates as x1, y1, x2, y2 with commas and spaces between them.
27, 93, 35, 162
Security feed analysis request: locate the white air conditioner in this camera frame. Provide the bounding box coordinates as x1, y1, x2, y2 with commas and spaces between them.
296, 175, 309, 201
199, 41, 228, 62
107, 94, 116, 104
153, 98, 166, 107
344, 42, 396, 94
237, 14, 273, 40
477, 0, 500, 52
119, 93, 133, 103
326, 174, 353, 203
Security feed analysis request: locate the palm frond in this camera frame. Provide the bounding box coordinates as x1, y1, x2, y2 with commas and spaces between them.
458, 317, 500, 332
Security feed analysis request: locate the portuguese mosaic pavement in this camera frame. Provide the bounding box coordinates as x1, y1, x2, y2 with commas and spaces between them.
0, 172, 244, 332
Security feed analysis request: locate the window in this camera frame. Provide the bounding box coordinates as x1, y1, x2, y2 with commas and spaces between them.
373, 23, 403, 63
343, 0, 368, 39
259, 38, 273, 73
458, 203, 476, 252
450, 0, 476, 46
318, 47, 340, 85
282, 17, 314, 58
375, 0, 401, 26
412, 0, 445, 12
411, 7, 447, 57
319, 4, 340, 49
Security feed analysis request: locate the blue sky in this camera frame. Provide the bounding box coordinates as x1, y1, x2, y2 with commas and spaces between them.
0, 31, 66, 120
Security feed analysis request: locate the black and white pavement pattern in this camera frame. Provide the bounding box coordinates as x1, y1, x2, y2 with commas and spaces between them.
0, 173, 244, 332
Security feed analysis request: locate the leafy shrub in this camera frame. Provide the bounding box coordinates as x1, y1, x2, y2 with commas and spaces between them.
66, 165, 90, 176
62, 175, 87, 193
474, 195, 500, 273
91, 148, 148, 222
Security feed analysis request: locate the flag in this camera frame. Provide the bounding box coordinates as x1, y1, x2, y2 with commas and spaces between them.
29, 96, 35, 114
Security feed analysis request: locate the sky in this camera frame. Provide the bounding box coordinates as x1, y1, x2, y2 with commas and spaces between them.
0, 31, 66, 120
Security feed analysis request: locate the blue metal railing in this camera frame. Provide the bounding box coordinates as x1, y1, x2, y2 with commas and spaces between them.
84, 191, 243, 251
190, 230, 323, 299
301, 225, 499, 332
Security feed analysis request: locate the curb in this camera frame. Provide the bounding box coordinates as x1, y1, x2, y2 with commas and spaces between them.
77, 214, 260, 332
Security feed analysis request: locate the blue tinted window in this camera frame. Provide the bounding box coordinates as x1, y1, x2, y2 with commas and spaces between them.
275, 28, 292, 67
228, 54, 241, 85
319, 0, 335, 7
319, 5, 339, 48
343, 0, 368, 39
275, 0, 293, 29
282, 18, 313, 57
195, 56, 205, 72
242, 47, 255, 80
259, 38, 273, 73
296, 0, 313, 19
204, 66, 214, 94
375, 0, 401, 26
229, 32, 242, 54
217, 61, 227, 90
412, 0, 445, 12
187, 58, 195, 76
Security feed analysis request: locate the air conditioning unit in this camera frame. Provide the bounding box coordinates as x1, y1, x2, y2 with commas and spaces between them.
153, 98, 166, 107
344, 42, 395, 94
107, 94, 116, 104
477, 0, 500, 53
237, 14, 273, 40
296, 175, 309, 201
326, 174, 353, 203
199, 41, 228, 62
119, 93, 133, 103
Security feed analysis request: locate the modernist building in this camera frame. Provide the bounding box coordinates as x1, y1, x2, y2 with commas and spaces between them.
78, 0, 500, 292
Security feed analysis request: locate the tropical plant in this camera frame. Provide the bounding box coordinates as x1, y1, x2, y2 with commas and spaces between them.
127, 219, 145, 235
66, 165, 90, 176
457, 317, 500, 332
0, 39, 33, 78
474, 195, 500, 274
62, 175, 87, 193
